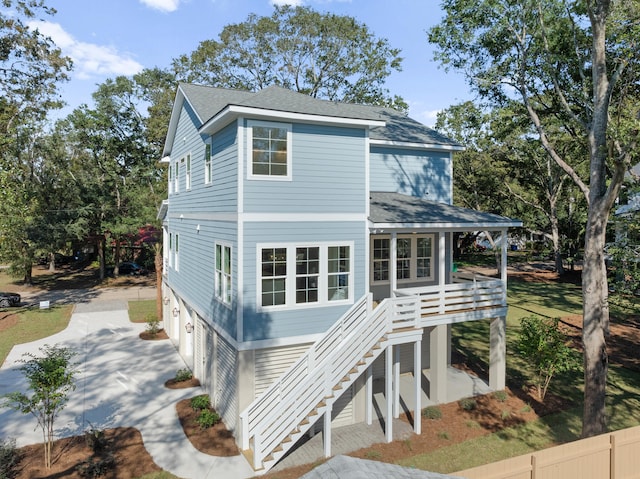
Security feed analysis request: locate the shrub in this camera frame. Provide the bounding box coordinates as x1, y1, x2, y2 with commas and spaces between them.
196, 409, 220, 429
459, 398, 477, 411
0, 438, 20, 479
84, 427, 108, 453
190, 394, 210, 411
422, 406, 442, 419
516, 315, 580, 401
437, 431, 450, 440
493, 390, 508, 402
174, 368, 193, 382
145, 315, 160, 337
76, 454, 115, 478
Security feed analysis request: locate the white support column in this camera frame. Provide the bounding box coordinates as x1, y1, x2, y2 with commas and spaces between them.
490, 316, 506, 390
429, 325, 448, 404
393, 345, 400, 418
323, 406, 333, 458
366, 366, 373, 425
391, 232, 398, 296
385, 346, 393, 442
414, 339, 422, 434
500, 228, 508, 289
438, 232, 446, 286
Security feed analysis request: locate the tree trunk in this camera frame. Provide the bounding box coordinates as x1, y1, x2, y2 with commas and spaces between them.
581, 203, 609, 437
155, 244, 163, 323
48, 252, 56, 272
98, 237, 105, 280
550, 215, 565, 275
114, 240, 121, 277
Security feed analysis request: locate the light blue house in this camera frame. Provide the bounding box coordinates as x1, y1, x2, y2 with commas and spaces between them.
159, 84, 521, 472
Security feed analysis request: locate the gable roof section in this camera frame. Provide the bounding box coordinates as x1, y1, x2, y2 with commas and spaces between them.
370, 192, 522, 230
163, 83, 462, 158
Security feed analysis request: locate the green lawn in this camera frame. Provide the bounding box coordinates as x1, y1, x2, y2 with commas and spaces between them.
128, 299, 158, 323
409, 281, 640, 474
0, 305, 74, 365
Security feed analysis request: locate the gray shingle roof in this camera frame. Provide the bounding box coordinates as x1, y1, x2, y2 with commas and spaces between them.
299, 455, 465, 479
370, 192, 521, 228
178, 83, 461, 147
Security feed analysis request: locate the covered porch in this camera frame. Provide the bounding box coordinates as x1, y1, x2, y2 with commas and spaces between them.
362, 192, 522, 440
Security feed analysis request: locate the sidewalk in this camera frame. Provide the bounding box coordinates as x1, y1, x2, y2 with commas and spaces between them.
0, 297, 254, 479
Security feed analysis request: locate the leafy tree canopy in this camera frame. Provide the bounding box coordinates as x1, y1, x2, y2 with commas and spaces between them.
173, 5, 407, 110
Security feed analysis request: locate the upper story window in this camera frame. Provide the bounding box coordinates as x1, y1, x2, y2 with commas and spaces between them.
173, 161, 179, 193
168, 162, 173, 194
185, 154, 191, 190
371, 234, 434, 284
258, 243, 352, 310
248, 120, 292, 180
204, 143, 212, 185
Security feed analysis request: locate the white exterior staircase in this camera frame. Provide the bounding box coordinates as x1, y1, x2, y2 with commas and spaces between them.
239, 274, 506, 473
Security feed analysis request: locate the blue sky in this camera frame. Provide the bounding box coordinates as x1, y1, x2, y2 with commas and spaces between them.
35, 0, 473, 126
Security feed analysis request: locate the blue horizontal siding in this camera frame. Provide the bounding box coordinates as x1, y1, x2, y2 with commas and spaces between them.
241, 220, 367, 341
243, 123, 367, 214
370, 146, 452, 203
166, 218, 238, 338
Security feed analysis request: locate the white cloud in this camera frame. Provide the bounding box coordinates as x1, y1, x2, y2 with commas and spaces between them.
28, 21, 143, 80
270, 0, 305, 6
139, 0, 180, 12
417, 109, 441, 128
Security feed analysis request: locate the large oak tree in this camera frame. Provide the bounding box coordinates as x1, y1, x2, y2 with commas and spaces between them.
172, 5, 407, 110
429, 0, 639, 436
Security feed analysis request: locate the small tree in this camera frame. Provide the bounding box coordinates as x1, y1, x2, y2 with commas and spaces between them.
2, 345, 77, 469
516, 316, 579, 401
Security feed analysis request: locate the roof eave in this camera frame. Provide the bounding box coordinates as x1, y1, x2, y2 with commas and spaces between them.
162, 85, 206, 158
369, 220, 523, 231
200, 105, 386, 135
370, 139, 465, 152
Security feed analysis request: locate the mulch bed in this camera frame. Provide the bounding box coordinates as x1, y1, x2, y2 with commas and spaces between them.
175, 398, 239, 456
139, 329, 169, 340
164, 377, 201, 389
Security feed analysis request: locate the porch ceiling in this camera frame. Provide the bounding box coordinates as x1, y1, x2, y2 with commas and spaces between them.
369, 192, 522, 231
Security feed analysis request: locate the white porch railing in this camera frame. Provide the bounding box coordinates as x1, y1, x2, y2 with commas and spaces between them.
395, 273, 505, 321
239, 274, 506, 472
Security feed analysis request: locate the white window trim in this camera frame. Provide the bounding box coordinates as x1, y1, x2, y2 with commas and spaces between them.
204, 141, 212, 185
246, 120, 293, 181
174, 233, 180, 272
370, 234, 435, 284
168, 232, 173, 268
256, 241, 354, 312
184, 153, 191, 190
173, 161, 179, 193
215, 242, 232, 307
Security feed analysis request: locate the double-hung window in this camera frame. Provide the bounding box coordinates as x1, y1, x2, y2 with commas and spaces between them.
248, 120, 292, 180
371, 234, 434, 283
169, 233, 173, 268
173, 161, 179, 193
215, 244, 232, 305
174, 234, 179, 271
185, 154, 191, 190
259, 243, 352, 309
204, 143, 212, 185
261, 247, 287, 307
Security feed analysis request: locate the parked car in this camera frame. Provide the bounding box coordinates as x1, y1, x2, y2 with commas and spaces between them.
117, 262, 147, 276
0, 292, 20, 308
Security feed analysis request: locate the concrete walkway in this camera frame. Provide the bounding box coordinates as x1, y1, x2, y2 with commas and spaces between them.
0, 294, 254, 479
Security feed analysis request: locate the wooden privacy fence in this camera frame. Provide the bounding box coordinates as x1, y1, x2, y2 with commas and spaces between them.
456, 425, 640, 479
